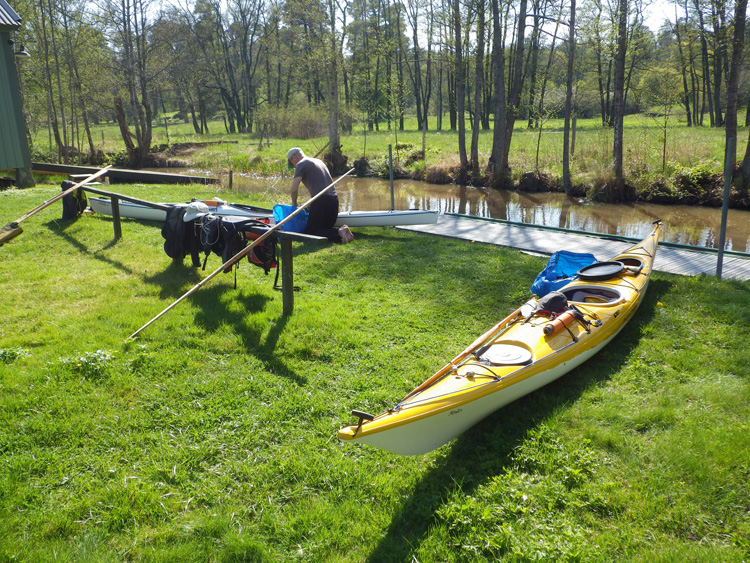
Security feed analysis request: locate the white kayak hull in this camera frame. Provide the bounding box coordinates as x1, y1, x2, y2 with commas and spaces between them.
89, 197, 439, 228
334, 210, 438, 228
344, 328, 621, 455
89, 197, 170, 222
88, 197, 269, 222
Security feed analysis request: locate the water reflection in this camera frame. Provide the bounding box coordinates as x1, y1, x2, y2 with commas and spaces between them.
214, 172, 750, 252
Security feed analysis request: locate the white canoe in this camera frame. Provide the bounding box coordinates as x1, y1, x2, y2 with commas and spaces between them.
88, 197, 439, 228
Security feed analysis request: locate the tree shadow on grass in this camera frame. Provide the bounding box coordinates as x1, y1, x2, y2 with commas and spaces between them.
365, 277, 674, 562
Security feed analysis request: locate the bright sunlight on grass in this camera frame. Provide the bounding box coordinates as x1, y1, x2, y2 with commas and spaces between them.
1, 181, 749, 561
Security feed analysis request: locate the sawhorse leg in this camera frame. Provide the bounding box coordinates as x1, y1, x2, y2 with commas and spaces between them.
281, 239, 294, 315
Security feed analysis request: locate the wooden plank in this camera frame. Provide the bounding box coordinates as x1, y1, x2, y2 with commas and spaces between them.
1, 167, 111, 247
0, 223, 22, 245
81, 186, 172, 212
32, 162, 218, 185
242, 224, 328, 244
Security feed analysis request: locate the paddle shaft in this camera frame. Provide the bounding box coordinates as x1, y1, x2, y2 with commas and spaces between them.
313, 141, 330, 159
399, 306, 523, 403
127, 167, 355, 340
12, 167, 111, 225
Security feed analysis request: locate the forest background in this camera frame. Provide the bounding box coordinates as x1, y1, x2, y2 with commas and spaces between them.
9, 0, 750, 203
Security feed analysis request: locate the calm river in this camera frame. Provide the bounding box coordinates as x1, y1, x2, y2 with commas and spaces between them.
185, 170, 750, 253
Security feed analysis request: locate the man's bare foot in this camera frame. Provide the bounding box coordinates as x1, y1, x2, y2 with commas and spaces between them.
338, 225, 354, 243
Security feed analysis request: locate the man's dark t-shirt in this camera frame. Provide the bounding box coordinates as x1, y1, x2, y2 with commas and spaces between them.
293, 157, 337, 198
293, 157, 340, 242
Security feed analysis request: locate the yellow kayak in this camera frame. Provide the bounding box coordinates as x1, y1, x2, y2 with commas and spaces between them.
338, 221, 662, 455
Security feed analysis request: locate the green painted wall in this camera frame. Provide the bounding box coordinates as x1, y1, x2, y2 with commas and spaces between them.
0, 28, 32, 172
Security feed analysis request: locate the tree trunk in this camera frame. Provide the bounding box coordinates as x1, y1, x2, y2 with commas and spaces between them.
612, 0, 628, 199
712, 0, 726, 127
500, 0, 527, 175
674, 17, 692, 126
114, 97, 138, 164
190, 101, 201, 135
327, 0, 344, 172
526, 1, 543, 129
437, 61, 443, 130
488, 0, 506, 183
594, 1, 607, 126
695, 1, 715, 126
454, 0, 468, 175
562, 0, 576, 194
535, 5, 562, 128
731, 0, 750, 184
407, 0, 424, 130
471, 1, 485, 177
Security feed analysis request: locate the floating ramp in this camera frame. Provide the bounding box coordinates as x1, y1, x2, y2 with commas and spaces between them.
398, 214, 750, 281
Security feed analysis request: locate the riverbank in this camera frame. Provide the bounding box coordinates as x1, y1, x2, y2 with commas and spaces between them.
349, 153, 750, 210
25, 112, 750, 210
1, 183, 748, 561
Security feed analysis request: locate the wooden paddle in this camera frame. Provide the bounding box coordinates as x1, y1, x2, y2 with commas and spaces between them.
127, 167, 356, 341
0, 166, 112, 246
398, 305, 524, 404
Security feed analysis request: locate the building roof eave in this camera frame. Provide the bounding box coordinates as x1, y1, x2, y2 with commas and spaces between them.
0, 0, 22, 31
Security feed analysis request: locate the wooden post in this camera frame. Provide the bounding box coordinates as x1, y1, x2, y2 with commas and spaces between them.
281, 239, 294, 315
389, 144, 395, 211
111, 196, 122, 241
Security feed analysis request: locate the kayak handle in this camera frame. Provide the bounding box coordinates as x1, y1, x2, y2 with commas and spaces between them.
351, 410, 375, 437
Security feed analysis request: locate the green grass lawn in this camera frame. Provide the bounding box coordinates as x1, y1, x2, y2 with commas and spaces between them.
1, 181, 749, 562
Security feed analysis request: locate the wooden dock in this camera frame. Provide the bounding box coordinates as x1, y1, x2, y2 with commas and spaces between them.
31, 163, 218, 185
398, 214, 750, 281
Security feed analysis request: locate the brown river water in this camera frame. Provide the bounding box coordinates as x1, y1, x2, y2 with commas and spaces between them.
173, 170, 750, 253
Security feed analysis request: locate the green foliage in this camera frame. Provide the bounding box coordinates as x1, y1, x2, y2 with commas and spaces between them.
254, 106, 328, 139
673, 162, 716, 188
0, 347, 30, 364
58, 349, 115, 381
670, 163, 722, 204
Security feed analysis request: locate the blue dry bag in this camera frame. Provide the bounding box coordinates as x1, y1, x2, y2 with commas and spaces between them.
273, 204, 308, 233
530, 251, 598, 296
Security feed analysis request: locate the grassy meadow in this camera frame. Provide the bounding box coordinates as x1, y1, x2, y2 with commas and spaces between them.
30, 110, 735, 191
1, 180, 749, 561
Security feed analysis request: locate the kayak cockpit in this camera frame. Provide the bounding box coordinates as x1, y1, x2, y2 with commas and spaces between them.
561, 286, 623, 305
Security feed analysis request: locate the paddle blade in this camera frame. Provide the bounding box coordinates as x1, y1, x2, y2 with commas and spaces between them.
0, 223, 22, 246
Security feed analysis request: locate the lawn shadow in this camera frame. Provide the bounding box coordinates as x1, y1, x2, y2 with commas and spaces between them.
44, 218, 134, 274
137, 251, 307, 384
365, 277, 674, 562
141, 260, 203, 299
187, 283, 306, 386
